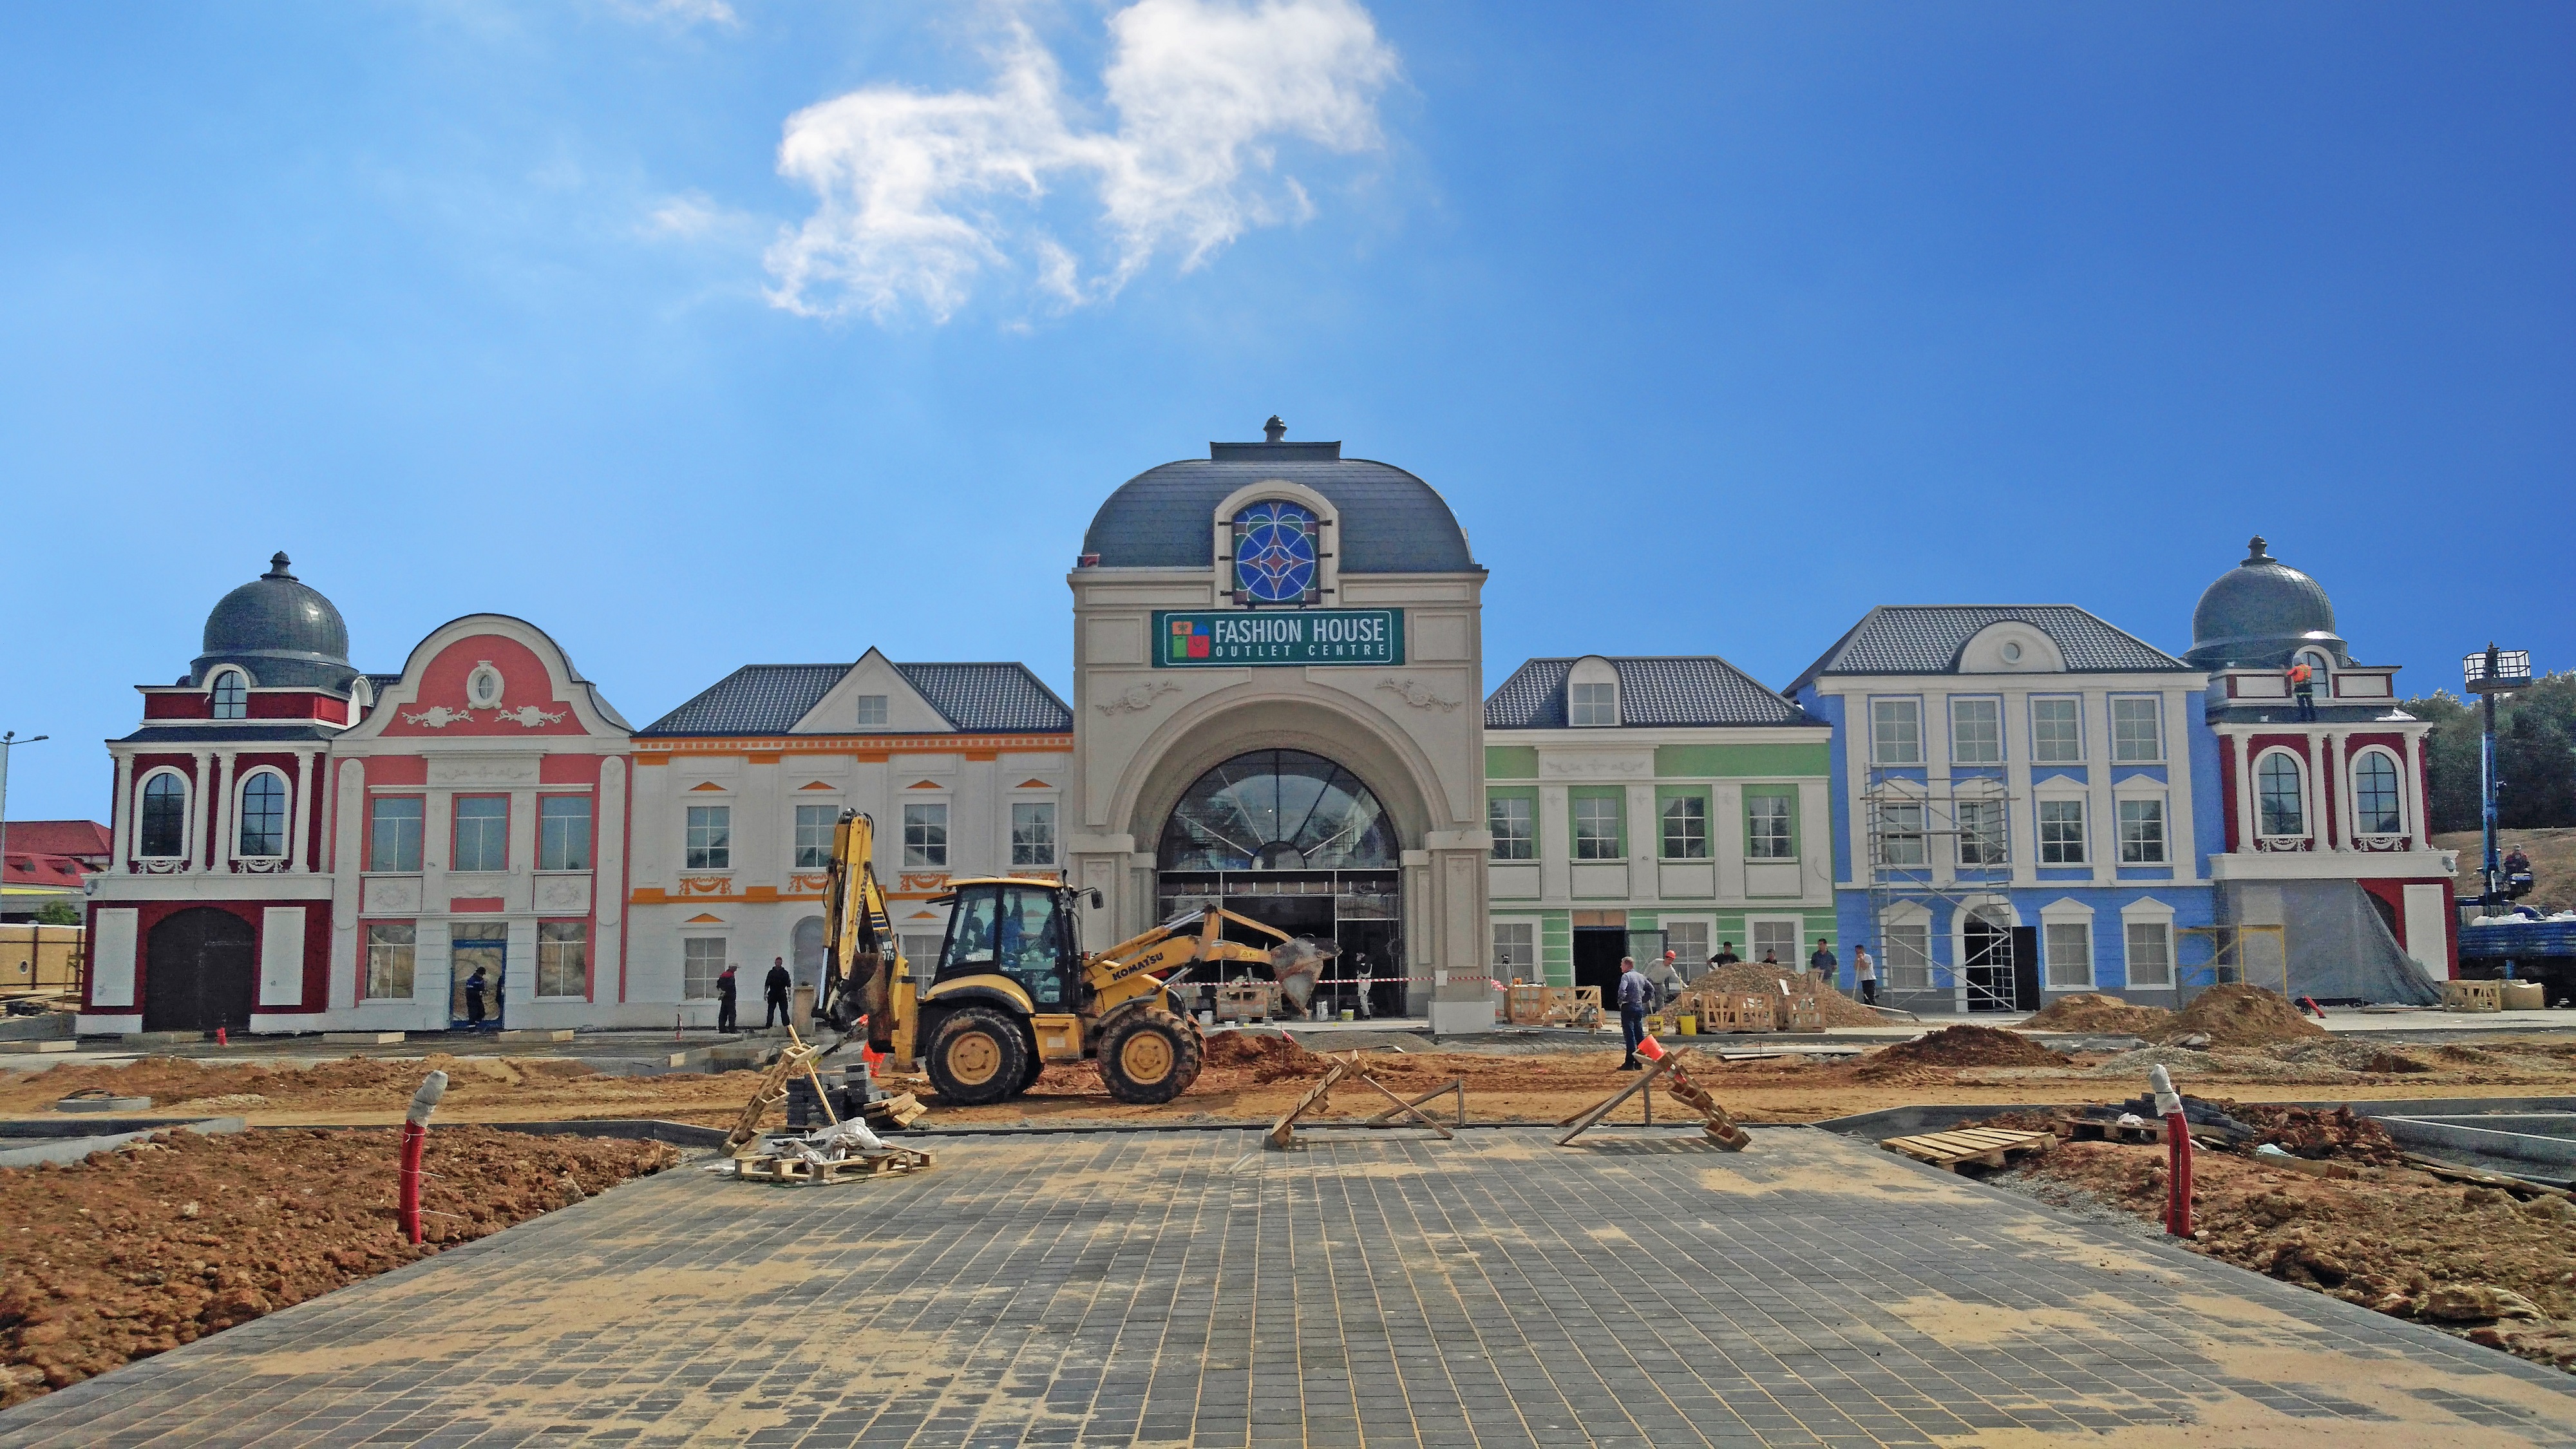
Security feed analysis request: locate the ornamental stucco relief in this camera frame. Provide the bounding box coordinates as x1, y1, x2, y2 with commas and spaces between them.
1095, 681, 1180, 716
1376, 677, 1462, 711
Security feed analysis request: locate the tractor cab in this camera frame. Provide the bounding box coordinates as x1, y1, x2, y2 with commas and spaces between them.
934, 879, 1079, 1010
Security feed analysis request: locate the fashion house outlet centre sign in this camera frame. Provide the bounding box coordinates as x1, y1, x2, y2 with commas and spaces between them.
1153, 609, 1405, 667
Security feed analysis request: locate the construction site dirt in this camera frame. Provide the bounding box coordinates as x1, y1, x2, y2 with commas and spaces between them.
1984, 1106, 2576, 1378
11, 1028, 2576, 1132
0, 1126, 679, 1408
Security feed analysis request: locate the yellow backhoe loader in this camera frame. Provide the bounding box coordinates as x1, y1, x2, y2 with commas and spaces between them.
813, 810, 1332, 1106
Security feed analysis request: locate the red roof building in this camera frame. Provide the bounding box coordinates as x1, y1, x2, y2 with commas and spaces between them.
0, 821, 113, 871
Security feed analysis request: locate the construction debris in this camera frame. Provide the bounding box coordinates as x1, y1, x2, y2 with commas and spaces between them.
1881, 1126, 2055, 1173
1554, 1040, 1749, 1148
2154, 984, 2325, 1047
1265, 1052, 1458, 1149
2019, 992, 2174, 1034
1858, 1025, 2070, 1074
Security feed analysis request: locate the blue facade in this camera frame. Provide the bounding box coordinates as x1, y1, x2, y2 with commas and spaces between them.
1786, 607, 2221, 1007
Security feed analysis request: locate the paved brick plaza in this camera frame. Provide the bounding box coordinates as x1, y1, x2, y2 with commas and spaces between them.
3, 1127, 2571, 1448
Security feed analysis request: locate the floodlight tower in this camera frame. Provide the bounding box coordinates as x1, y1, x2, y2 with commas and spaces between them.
2461, 643, 2533, 907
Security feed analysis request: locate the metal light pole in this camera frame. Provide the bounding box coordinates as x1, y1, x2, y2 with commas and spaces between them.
0, 732, 52, 920
2461, 644, 2532, 908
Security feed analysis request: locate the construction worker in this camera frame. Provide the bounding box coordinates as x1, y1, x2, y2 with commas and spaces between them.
1616, 956, 1653, 1070
463, 966, 489, 1028
715, 962, 739, 1033
1710, 941, 1740, 971
762, 957, 793, 1030
1653, 949, 1687, 1005
2286, 659, 2317, 722
1809, 938, 1837, 982
1354, 952, 1374, 1019
1852, 943, 1878, 1007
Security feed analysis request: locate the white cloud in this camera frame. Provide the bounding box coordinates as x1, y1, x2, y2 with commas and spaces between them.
764, 0, 1397, 323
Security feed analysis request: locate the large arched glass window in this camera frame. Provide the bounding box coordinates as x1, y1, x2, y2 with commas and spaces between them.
210, 670, 249, 720
138, 773, 188, 858
1160, 750, 1397, 871
238, 771, 288, 858
1229, 502, 1320, 604
2353, 751, 2403, 835
2256, 751, 2306, 837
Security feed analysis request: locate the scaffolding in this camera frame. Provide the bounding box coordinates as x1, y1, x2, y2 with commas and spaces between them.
1862, 768, 2018, 1012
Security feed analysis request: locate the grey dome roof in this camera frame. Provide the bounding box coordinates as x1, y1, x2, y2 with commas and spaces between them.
191, 552, 361, 692
2183, 536, 2347, 670
1080, 436, 1478, 574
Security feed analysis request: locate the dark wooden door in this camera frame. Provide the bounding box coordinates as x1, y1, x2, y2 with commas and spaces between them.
2010, 926, 2042, 1012
142, 907, 256, 1033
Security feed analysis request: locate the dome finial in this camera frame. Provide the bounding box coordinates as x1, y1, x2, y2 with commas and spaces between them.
2244, 535, 2271, 565
1263, 415, 1286, 443
265, 551, 295, 580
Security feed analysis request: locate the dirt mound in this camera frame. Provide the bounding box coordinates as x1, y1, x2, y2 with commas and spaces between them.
1861, 1026, 2070, 1074
2157, 984, 2325, 1047
2020, 993, 2172, 1035
0, 1126, 676, 1408
1200, 1031, 1325, 1083
1687, 963, 1882, 1027
2215, 1100, 2406, 1166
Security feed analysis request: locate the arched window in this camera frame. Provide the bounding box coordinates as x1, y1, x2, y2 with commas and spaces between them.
2255, 751, 2306, 837
1229, 501, 1320, 604
1159, 750, 1397, 871
2352, 750, 2403, 836
238, 771, 288, 858
210, 669, 249, 720
138, 772, 188, 859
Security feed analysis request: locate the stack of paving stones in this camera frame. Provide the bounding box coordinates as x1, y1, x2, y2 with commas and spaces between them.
2, 1130, 2572, 1447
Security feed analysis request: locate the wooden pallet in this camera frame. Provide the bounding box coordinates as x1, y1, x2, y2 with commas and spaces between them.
2060, 1117, 2167, 1145
1880, 1127, 2054, 1172
862, 1092, 929, 1130
737, 1146, 936, 1186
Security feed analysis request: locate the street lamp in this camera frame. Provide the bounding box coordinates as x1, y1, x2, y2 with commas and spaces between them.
0, 732, 52, 920
2461, 644, 2533, 907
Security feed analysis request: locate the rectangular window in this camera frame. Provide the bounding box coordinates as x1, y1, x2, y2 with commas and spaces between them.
1011, 802, 1057, 866
1745, 790, 1795, 860
363, 923, 415, 1001
898, 934, 944, 971
1659, 795, 1708, 860
452, 796, 509, 873
536, 922, 587, 998
682, 936, 726, 1001
1665, 921, 1709, 969
1957, 799, 2007, 866
1875, 800, 1926, 866
904, 802, 949, 867
2038, 799, 2087, 865
2031, 698, 2082, 763
684, 805, 731, 871
1492, 922, 1537, 978
794, 804, 837, 869
1569, 681, 1618, 726
370, 796, 424, 873
1871, 698, 1922, 764
1884, 923, 1933, 992
1750, 919, 1800, 966
855, 694, 887, 727
2045, 921, 2093, 988
1488, 796, 1534, 860
2126, 920, 2174, 988
1573, 795, 1622, 860
2110, 697, 2163, 762
2118, 799, 2168, 864
538, 795, 591, 871
1950, 697, 2002, 764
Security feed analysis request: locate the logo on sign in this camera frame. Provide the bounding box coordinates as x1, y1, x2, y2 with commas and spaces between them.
1168, 618, 1213, 661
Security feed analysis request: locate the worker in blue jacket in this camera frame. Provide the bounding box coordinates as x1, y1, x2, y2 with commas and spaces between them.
1616, 958, 1653, 1071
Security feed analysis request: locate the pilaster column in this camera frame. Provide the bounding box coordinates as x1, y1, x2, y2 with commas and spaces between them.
2307, 732, 2328, 848
290, 752, 316, 873
109, 753, 135, 868
2325, 733, 2347, 851
188, 750, 211, 869
2232, 732, 2254, 849
211, 753, 234, 873
2403, 730, 2425, 843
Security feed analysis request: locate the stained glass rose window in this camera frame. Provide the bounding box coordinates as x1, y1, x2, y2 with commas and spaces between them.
1231, 501, 1318, 603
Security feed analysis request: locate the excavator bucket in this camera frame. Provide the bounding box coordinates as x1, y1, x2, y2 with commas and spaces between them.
1267, 937, 1340, 1019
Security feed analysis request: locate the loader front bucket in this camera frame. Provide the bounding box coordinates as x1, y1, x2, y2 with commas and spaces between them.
1267, 936, 1340, 1019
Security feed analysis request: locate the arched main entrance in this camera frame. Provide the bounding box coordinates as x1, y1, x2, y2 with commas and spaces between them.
142, 907, 257, 1033
1158, 749, 1405, 1017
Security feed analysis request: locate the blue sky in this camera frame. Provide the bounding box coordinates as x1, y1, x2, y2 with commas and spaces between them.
3, 1, 2570, 820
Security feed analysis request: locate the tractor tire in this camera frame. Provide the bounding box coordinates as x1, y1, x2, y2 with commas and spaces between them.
1095, 1009, 1204, 1105
926, 1006, 1032, 1106
1018, 1037, 1047, 1092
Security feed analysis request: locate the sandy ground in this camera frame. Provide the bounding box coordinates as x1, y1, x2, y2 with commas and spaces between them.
2439, 826, 2576, 913
9, 1024, 2576, 1133
0, 1126, 679, 1408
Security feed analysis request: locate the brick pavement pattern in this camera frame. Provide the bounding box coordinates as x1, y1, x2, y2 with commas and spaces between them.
3, 1127, 2572, 1447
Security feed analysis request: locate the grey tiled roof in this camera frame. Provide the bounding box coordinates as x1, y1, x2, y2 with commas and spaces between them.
117, 724, 340, 744
1486, 657, 1808, 730
1081, 441, 1479, 574
1787, 606, 2191, 691
638, 663, 1070, 737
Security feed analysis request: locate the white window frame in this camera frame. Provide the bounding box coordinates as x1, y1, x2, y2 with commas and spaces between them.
1949, 697, 2003, 765
1955, 797, 2007, 866
681, 935, 727, 1001
1747, 916, 1803, 967
2120, 900, 2177, 991
793, 803, 838, 869
1010, 800, 1057, 867
1870, 697, 1924, 765
135, 767, 191, 862
1572, 795, 1621, 860
1881, 910, 1934, 992
2349, 747, 2406, 837
363, 922, 416, 1001
904, 801, 950, 868
2040, 900, 2095, 990
1659, 793, 1708, 861
1488, 796, 1535, 861
368, 793, 426, 873
2254, 748, 2308, 839
209, 668, 250, 720
2110, 696, 2164, 764
2036, 797, 2087, 866
855, 694, 889, 728
1874, 799, 1926, 867
536, 921, 588, 999
234, 766, 291, 860
1492, 920, 1537, 979
2116, 797, 2168, 864
684, 803, 732, 871
1569, 681, 1618, 727
2029, 696, 2083, 764
537, 795, 592, 873
1663, 920, 1711, 971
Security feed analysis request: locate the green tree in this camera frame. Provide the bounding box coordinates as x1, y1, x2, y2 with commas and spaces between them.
2405, 689, 2481, 833
2501, 709, 2576, 828
34, 900, 79, 926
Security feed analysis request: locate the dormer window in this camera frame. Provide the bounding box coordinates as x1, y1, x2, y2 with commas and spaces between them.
855, 694, 887, 728
1230, 501, 1320, 605
210, 670, 249, 719
1570, 683, 1617, 726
